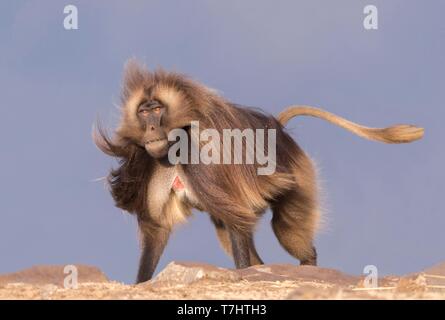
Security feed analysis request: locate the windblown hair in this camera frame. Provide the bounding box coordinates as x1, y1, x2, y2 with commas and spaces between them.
94, 61, 306, 231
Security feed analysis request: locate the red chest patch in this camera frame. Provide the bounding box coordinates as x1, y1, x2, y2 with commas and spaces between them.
172, 176, 185, 191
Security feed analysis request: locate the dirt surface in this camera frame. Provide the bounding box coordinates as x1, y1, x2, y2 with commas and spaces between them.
0, 261, 444, 300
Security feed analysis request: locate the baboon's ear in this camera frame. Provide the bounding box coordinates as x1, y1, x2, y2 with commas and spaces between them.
122, 59, 151, 101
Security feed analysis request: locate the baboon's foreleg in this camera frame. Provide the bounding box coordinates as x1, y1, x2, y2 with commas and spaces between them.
248, 237, 264, 265
136, 221, 170, 283
229, 227, 252, 269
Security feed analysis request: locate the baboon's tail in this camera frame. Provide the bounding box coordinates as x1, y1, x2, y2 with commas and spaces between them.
278, 105, 424, 144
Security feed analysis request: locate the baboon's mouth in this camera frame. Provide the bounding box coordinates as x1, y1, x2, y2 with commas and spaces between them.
145, 138, 167, 145
144, 138, 169, 158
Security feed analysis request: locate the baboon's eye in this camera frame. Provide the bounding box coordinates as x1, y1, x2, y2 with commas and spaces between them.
154, 107, 161, 114
138, 108, 150, 116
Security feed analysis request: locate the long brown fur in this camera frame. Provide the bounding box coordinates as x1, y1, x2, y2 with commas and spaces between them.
94, 60, 423, 282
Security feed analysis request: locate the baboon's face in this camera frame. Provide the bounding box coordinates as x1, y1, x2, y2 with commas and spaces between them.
115, 65, 205, 159
117, 77, 194, 159
120, 87, 177, 159
136, 98, 169, 158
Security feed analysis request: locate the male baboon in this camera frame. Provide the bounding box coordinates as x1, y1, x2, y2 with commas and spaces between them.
94, 61, 423, 283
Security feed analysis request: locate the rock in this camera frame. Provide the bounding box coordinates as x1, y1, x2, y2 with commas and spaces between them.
423, 261, 445, 276
287, 285, 350, 300
393, 261, 445, 291
1, 261, 444, 299
148, 262, 361, 287
39, 284, 59, 300
396, 274, 428, 294
238, 264, 360, 286
148, 261, 241, 287
0, 265, 108, 287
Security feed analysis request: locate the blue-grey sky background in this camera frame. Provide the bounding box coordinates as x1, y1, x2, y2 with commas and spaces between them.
0, 0, 443, 284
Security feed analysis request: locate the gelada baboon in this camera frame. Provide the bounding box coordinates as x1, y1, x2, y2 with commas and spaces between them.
94, 61, 423, 283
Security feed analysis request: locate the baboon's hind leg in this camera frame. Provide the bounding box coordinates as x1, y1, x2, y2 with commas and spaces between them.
271, 188, 319, 266
210, 217, 263, 265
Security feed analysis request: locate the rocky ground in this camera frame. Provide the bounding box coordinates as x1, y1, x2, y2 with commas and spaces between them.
0, 261, 444, 299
